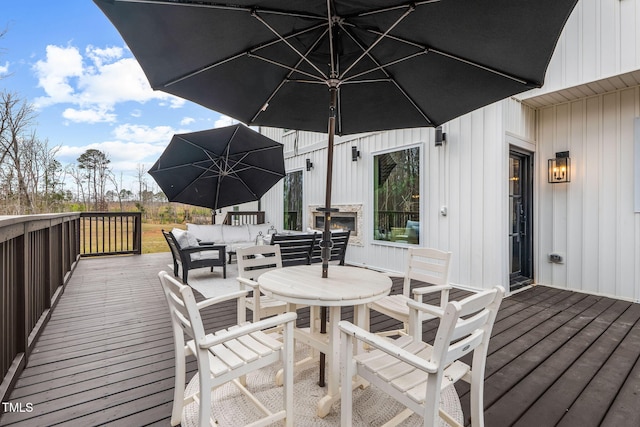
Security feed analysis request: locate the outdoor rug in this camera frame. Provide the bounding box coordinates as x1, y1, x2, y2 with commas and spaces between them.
182, 345, 463, 426
166, 262, 241, 298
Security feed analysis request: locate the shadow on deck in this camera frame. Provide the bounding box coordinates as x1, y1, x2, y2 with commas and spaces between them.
1, 253, 639, 426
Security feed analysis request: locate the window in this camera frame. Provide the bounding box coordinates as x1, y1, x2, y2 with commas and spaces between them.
373, 147, 420, 244
283, 170, 303, 231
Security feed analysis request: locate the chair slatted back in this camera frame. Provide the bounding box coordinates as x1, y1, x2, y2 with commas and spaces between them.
159, 272, 207, 353
237, 245, 283, 281
432, 287, 504, 367
269, 233, 316, 266
403, 248, 452, 297
310, 230, 351, 265
163, 230, 184, 263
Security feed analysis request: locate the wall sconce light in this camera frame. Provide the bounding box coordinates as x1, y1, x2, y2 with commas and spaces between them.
351, 146, 360, 161
435, 126, 446, 147
548, 151, 571, 183
306, 158, 313, 171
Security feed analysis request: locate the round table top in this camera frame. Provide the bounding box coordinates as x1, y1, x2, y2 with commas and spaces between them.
258, 265, 392, 306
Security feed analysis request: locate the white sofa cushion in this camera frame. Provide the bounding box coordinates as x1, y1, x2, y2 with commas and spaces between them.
222, 224, 251, 243
187, 223, 224, 243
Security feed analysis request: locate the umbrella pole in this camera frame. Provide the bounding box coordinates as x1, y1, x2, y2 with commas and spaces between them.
321, 86, 338, 278
317, 86, 338, 388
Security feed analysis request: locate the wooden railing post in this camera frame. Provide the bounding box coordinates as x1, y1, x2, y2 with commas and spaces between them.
0, 213, 81, 403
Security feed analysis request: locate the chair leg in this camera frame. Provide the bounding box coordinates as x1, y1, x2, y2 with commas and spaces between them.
340, 331, 354, 427
283, 320, 295, 427
183, 268, 188, 283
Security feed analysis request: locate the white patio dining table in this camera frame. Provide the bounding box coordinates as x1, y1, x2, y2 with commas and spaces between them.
258, 264, 392, 418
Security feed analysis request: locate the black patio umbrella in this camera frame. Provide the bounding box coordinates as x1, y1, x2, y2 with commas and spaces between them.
148, 124, 285, 211
95, 0, 578, 276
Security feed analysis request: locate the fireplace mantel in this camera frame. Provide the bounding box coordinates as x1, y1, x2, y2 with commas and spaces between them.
308, 204, 363, 246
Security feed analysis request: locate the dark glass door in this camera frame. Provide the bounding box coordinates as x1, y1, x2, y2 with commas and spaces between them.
509, 151, 533, 290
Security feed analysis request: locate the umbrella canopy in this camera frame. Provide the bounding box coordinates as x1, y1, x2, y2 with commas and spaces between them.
149, 124, 285, 210
96, 0, 578, 274
94, 0, 577, 133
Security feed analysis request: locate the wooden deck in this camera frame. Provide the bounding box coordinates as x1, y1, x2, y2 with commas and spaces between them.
1, 253, 639, 426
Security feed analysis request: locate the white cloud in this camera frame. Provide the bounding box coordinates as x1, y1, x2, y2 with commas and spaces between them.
180, 117, 195, 126
113, 123, 179, 144
62, 107, 117, 124
214, 114, 239, 128
0, 61, 9, 76
56, 123, 188, 175
32, 44, 183, 122
33, 45, 83, 105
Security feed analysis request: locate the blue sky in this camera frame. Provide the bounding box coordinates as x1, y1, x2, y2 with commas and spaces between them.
1, 1, 235, 191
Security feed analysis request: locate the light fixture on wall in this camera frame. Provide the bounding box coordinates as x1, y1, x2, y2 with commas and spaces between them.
435, 126, 446, 147
548, 151, 571, 183
351, 146, 360, 161
306, 158, 313, 171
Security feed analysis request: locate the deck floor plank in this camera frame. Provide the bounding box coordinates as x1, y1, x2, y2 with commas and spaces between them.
1, 253, 639, 427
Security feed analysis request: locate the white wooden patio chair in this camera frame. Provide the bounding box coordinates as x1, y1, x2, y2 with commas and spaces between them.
340, 286, 505, 427
236, 244, 295, 323
369, 247, 453, 337
158, 271, 296, 427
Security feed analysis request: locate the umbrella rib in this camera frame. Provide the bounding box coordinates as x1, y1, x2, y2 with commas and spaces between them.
430, 48, 532, 85
162, 21, 327, 89
362, 28, 533, 86
213, 126, 241, 209
341, 51, 425, 83
252, 10, 329, 81
248, 54, 325, 82
338, 24, 435, 126
340, 4, 416, 80
249, 27, 330, 124
353, 0, 441, 17
327, 0, 337, 78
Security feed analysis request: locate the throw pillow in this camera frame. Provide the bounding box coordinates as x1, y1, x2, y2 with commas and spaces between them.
172, 228, 202, 261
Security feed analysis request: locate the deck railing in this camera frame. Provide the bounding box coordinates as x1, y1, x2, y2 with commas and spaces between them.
0, 211, 143, 402
222, 211, 265, 225
0, 213, 81, 402
80, 212, 142, 256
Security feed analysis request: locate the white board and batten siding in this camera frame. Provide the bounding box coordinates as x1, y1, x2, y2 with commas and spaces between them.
535, 87, 640, 302
261, 0, 640, 300
262, 104, 514, 290
521, 0, 640, 301
524, 0, 640, 101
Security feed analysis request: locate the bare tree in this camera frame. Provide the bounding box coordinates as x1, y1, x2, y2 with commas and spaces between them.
66, 164, 87, 207
135, 163, 147, 203
108, 170, 125, 211
0, 91, 37, 213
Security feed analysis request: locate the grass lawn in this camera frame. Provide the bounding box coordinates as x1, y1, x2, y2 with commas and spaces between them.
142, 222, 185, 254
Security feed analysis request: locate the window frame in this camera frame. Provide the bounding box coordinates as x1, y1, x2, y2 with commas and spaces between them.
370, 143, 424, 247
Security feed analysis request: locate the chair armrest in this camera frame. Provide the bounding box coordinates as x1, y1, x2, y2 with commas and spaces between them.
237, 277, 259, 290
182, 245, 219, 254
413, 284, 451, 308
196, 289, 248, 311
412, 284, 452, 296
200, 312, 297, 348
198, 241, 215, 246
406, 299, 445, 318
338, 320, 437, 373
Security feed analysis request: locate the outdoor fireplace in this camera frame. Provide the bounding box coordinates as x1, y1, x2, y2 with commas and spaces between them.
308, 204, 363, 246
314, 212, 357, 234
